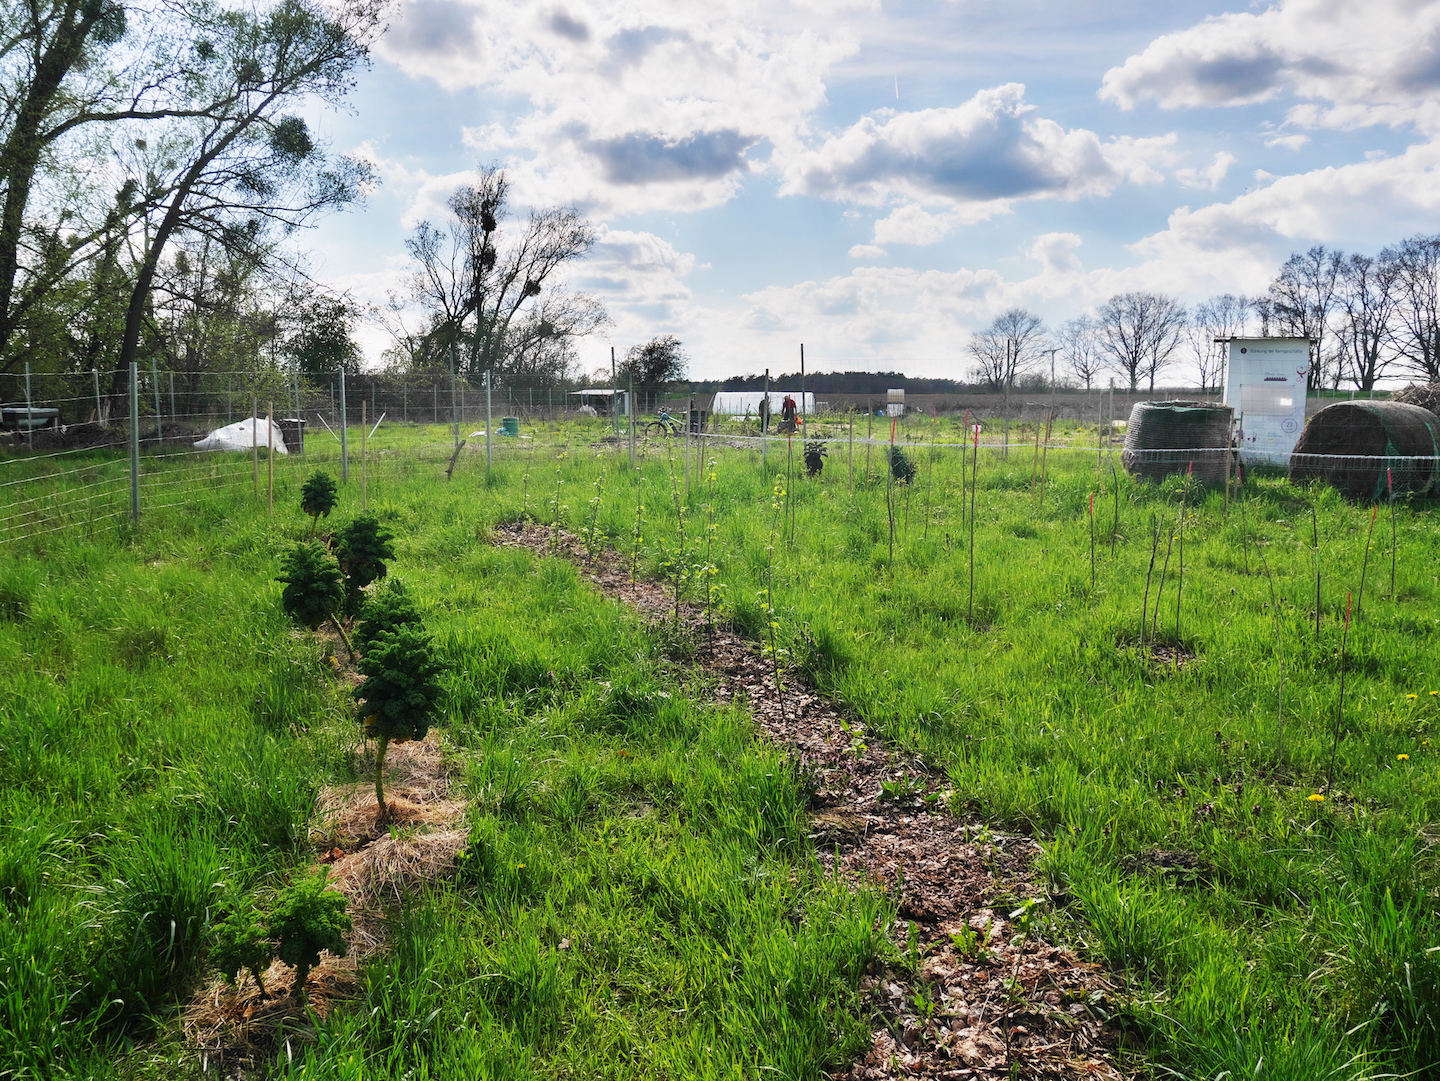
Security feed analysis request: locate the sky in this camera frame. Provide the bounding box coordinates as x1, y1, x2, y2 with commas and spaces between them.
298, 0, 1440, 384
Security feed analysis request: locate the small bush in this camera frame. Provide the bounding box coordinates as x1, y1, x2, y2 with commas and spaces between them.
269, 870, 350, 998
211, 899, 272, 998
355, 624, 448, 814
356, 578, 423, 655
803, 441, 827, 478
336, 515, 396, 616
299, 472, 338, 537
887, 445, 916, 484
277, 542, 345, 631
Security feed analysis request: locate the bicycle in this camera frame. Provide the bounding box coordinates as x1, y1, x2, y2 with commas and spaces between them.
643, 411, 685, 437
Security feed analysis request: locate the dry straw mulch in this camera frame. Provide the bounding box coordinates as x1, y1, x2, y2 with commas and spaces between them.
495, 520, 1128, 1081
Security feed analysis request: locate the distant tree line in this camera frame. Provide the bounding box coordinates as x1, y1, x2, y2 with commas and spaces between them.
971, 234, 1440, 396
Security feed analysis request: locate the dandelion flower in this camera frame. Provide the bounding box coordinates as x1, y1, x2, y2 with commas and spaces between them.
1431, 691, 1438, 697
1398, 754, 1411, 761
1407, 693, 1419, 700
516, 863, 526, 870
1308, 794, 1325, 802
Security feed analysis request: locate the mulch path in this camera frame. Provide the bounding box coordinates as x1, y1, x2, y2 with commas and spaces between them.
495, 520, 1129, 1081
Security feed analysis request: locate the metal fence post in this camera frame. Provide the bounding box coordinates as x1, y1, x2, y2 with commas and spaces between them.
129, 363, 140, 520
449, 344, 459, 453
339, 367, 349, 482
23, 362, 33, 450
152, 359, 162, 444
485, 369, 492, 474
92, 368, 101, 425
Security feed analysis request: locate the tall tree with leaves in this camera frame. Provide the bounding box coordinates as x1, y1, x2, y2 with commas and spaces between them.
106, 0, 381, 404
618, 334, 687, 407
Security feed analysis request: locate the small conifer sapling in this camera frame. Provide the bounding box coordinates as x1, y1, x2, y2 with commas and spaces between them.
211, 901, 272, 999
355, 578, 424, 655
803, 441, 827, 478
336, 515, 396, 617
268, 870, 351, 1000
299, 471, 338, 538
355, 624, 446, 821
277, 542, 352, 658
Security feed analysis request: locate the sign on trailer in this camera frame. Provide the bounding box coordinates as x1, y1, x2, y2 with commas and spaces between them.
1222, 337, 1312, 467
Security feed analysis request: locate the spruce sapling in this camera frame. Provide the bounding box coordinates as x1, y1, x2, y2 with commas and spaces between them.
803, 440, 827, 478
299, 471, 338, 538
335, 515, 396, 617
355, 578, 423, 655
211, 900, 272, 998
277, 542, 352, 657
269, 870, 350, 1000
355, 624, 447, 820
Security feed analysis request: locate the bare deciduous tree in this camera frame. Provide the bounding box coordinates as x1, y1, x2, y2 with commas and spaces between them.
402, 165, 604, 381
1187, 294, 1251, 391
1333, 251, 1399, 391
1268, 245, 1343, 390
1059, 315, 1104, 391
967, 308, 1046, 392
1094, 292, 1186, 392
1388, 234, 1440, 382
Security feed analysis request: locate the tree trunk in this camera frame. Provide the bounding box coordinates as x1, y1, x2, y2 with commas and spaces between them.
374, 733, 390, 819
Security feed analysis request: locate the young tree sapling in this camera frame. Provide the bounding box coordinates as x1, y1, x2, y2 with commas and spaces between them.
211, 900, 272, 998
268, 870, 350, 1000
355, 578, 423, 655
355, 624, 446, 820
335, 514, 396, 616
277, 541, 352, 657
299, 471, 339, 537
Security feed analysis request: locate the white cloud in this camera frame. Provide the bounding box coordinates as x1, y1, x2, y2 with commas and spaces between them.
848, 243, 887, 259
1101, 0, 1440, 133
780, 83, 1171, 219
871, 204, 965, 246
1265, 134, 1311, 151
376, 0, 865, 214
1176, 150, 1237, 190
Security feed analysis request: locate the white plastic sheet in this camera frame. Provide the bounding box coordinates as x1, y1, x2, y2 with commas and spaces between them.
193, 417, 289, 454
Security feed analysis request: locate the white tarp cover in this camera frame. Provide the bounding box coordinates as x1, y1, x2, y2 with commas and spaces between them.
711, 391, 815, 416
194, 417, 289, 454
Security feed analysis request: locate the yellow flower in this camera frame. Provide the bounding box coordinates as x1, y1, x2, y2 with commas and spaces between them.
1431, 691, 1438, 697
1307, 794, 1325, 802
1407, 693, 1419, 700
516, 863, 526, 870
1398, 754, 1411, 761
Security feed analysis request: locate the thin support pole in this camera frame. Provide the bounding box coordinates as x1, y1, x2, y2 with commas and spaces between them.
612, 346, 620, 443
361, 400, 368, 512
169, 372, 176, 426
848, 412, 854, 492
293, 361, 303, 454
485, 369, 493, 474
449, 344, 459, 454
339, 369, 349, 483
92, 368, 101, 425
251, 396, 259, 497
129, 363, 140, 520
762, 368, 770, 473
267, 401, 274, 515
23, 362, 33, 451
152, 359, 162, 444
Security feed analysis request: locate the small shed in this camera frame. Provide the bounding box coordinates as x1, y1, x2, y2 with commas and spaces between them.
569, 389, 629, 416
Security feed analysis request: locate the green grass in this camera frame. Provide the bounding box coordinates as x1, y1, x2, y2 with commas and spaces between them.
5, 414, 1440, 1078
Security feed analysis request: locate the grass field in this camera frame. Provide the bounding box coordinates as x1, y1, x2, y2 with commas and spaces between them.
2, 413, 1439, 1079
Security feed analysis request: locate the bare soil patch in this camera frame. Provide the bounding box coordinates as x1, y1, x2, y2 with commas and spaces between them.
496, 520, 1128, 1081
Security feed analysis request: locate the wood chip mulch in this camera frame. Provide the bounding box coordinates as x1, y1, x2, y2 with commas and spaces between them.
494, 520, 1130, 1081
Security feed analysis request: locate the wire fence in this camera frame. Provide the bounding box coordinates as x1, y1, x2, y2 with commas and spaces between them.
4, 369, 1436, 548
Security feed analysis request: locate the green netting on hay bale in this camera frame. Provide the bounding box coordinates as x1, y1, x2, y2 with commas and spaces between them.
1121, 400, 1233, 484
1288, 400, 1440, 500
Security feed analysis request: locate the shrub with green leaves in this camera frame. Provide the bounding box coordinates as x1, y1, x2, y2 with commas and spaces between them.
269, 870, 350, 999
299, 472, 338, 537
887, 445, 916, 484
277, 542, 346, 633
211, 900, 272, 998
336, 515, 396, 616
803, 441, 827, 478
355, 578, 424, 655
355, 624, 447, 817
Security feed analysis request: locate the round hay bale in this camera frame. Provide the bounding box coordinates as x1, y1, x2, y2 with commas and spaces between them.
1121, 400, 1233, 484
1394, 382, 1440, 415
1288, 400, 1440, 500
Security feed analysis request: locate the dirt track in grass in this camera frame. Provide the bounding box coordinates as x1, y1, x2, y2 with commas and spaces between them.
496, 520, 1130, 1081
